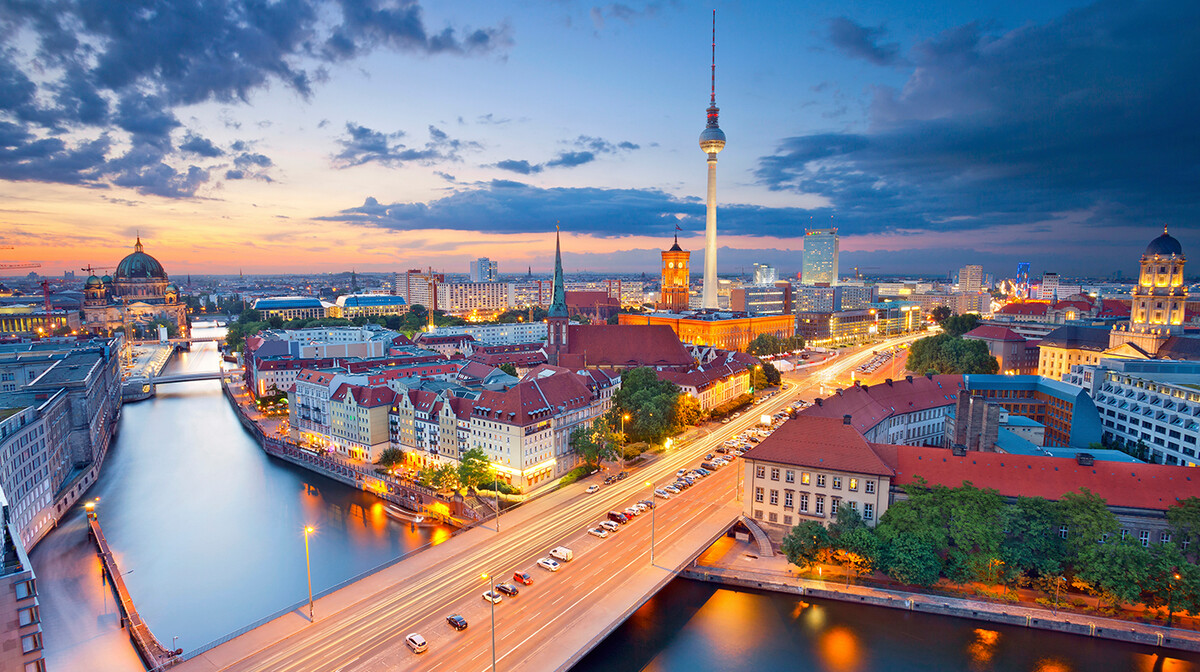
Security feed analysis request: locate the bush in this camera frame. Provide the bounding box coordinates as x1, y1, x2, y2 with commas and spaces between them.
709, 394, 753, 420
558, 466, 592, 487
623, 442, 649, 459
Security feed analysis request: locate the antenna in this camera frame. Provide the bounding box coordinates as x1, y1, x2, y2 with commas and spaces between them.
710, 10, 717, 106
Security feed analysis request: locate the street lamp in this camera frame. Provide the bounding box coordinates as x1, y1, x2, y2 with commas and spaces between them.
645, 481, 656, 565
481, 572, 497, 671
1168, 570, 1182, 628
1053, 575, 1066, 615
303, 525, 315, 620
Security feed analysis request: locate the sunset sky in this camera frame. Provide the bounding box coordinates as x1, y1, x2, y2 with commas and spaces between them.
1, 0, 1196, 279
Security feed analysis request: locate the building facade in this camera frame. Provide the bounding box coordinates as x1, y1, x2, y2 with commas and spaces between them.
618, 310, 794, 352
469, 258, 499, 283
659, 236, 691, 312
252, 297, 332, 321
802, 228, 839, 286
332, 294, 409, 319
1109, 228, 1188, 355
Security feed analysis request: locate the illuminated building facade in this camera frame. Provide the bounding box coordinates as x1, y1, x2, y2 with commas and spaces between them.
618, 309, 794, 352
660, 235, 691, 312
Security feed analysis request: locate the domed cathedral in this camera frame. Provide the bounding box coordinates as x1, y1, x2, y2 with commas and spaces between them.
1109, 227, 1188, 356
82, 237, 188, 337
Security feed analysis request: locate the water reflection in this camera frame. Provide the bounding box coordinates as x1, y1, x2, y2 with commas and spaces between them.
32, 332, 452, 670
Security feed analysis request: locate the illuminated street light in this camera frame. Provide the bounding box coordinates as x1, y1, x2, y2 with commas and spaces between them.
482, 572, 497, 671
303, 525, 315, 620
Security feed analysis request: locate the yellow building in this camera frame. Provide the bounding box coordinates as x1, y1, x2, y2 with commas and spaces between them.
1109, 226, 1188, 354
618, 310, 794, 352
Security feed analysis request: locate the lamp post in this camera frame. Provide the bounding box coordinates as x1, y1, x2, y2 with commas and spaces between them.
493, 469, 500, 533
482, 572, 497, 671
645, 481, 656, 565
1053, 575, 1065, 615
1168, 570, 1182, 628
303, 525, 315, 620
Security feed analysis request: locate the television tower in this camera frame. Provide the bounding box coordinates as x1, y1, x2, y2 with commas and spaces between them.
699, 10, 726, 310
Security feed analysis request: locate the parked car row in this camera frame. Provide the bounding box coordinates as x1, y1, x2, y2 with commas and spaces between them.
857, 349, 896, 373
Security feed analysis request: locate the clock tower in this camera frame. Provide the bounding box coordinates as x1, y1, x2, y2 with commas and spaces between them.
659, 232, 691, 312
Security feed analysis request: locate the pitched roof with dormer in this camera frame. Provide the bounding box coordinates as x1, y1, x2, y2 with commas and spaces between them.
802, 375, 965, 435
554, 324, 693, 369
742, 416, 896, 477
471, 370, 596, 426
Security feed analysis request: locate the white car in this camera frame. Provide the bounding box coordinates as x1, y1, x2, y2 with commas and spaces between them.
482, 590, 503, 604
588, 527, 609, 539
537, 557, 561, 572
599, 520, 620, 532
405, 633, 428, 653
664, 485, 681, 495
654, 489, 671, 499
586, 484, 599, 493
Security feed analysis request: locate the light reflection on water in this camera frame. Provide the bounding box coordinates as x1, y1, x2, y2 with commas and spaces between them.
32, 330, 452, 670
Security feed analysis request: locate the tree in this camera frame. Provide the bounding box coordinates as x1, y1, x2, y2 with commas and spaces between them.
1057, 487, 1119, 568
747, 334, 784, 357
457, 447, 492, 490
611, 367, 689, 444
828, 505, 867, 540
837, 527, 880, 582
570, 419, 620, 470
498, 363, 518, 377
432, 463, 459, 490
931, 306, 953, 323
1168, 497, 1200, 563
941, 313, 981, 337
675, 393, 704, 429
881, 535, 942, 587
1000, 496, 1063, 579
1076, 540, 1151, 609
907, 333, 999, 375
376, 447, 405, 468
761, 361, 781, 386
750, 366, 769, 391
782, 521, 831, 570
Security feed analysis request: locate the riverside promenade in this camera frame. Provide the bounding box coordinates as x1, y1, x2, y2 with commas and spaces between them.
684, 534, 1200, 655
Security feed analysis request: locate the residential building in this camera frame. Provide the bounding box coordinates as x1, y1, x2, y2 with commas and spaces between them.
958, 265, 983, 294
964, 325, 1041, 375
964, 374, 1103, 448
1038, 325, 1115, 380
328, 384, 395, 461
394, 269, 445, 308
802, 228, 839, 286
413, 333, 476, 357
469, 258, 498, 283
803, 374, 965, 446
730, 282, 791, 316
743, 415, 895, 532
793, 285, 837, 313
655, 357, 750, 411
432, 282, 514, 316
795, 303, 922, 346
0, 489, 44, 672
433, 322, 548, 345
468, 342, 549, 374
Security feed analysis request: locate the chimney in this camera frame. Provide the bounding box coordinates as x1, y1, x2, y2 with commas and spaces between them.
906, 375, 914, 383
885, 378, 893, 387
926, 372, 934, 380
1076, 453, 1095, 466
951, 443, 967, 457
815, 398, 823, 407
843, 414, 852, 426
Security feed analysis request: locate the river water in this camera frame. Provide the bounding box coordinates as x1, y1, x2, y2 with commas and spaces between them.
31, 327, 451, 671
28, 327, 1200, 672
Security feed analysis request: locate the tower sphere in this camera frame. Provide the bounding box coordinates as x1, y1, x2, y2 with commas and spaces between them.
699, 126, 726, 155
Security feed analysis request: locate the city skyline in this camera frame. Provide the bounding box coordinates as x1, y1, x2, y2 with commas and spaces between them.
1, 0, 1197, 278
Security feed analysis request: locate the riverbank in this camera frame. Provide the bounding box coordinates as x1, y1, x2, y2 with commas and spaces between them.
684, 534, 1200, 655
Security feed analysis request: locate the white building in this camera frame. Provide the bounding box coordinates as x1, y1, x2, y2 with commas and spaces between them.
434, 322, 548, 345
469, 258, 499, 283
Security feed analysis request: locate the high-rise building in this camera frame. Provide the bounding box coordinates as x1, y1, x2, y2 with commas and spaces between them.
1039, 272, 1060, 301
660, 233, 691, 312
802, 228, 839, 285
958, 265, 983, 294
469, 258, 498, 283
699, 11, 726, 310
753, 263, 777, 285
1016, 262, 1031, 298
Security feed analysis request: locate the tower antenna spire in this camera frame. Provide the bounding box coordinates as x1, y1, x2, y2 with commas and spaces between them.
711, 9, 716, 106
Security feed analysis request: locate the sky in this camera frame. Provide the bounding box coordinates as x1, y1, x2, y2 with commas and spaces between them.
1, 0, 1197, 280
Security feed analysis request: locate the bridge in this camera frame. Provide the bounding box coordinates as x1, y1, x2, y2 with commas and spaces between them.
87, 509, 179, 670
151, 370, 235, 384
168, 384, 803, 672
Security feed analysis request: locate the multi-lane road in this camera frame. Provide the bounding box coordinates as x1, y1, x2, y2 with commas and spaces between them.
176, 334, 924, 672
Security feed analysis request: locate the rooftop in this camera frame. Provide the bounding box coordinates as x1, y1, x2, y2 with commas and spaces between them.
743, 416, 896, 477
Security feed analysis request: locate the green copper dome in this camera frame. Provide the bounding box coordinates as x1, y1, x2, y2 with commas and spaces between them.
114, 237, 166, 280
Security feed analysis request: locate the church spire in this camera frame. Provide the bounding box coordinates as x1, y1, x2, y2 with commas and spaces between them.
135, 234, 143, 253
549, 225, 568, 318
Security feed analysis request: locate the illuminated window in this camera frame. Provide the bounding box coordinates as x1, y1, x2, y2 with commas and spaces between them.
801, 472, 811, 485
849, 478, 858, 491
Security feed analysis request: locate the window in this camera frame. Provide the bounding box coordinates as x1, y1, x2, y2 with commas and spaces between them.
755, 487, 764, 503
801, 472, 811, 485
17, 605, 38, 626
783, 515, 793, 526
770, 467, 780, 481
768, 511, 778, 523
849, 478, 858, 491
756, 465, 766, 479
754, 509, 763, 520
25, 661, 47, 672
785, 470, 795, 483
1161, 532, 1172, 544
14, 579, 35, 600
800, 493, 809, 512
815, 496, 825, 515
784, 491, 794, 508
1140, 530, 1150, 547
770, 489, 779, 505
816, 474, 826, 488
832, 476, 842, 490
849, 501, 858, 512
863, 503, 874, 520
865, 480, 875, 494
20, 633, 42, 654
831, 498, 840, 515
1059, 525, 1068, 539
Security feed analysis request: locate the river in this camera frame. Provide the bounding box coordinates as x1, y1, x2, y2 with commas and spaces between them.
31, 327, 451, 671
28, 327, 1200, 672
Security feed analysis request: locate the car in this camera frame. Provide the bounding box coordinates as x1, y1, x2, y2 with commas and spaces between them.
513, 571, 534, 585
599, 520, 620, 532
623, 507, 640, 518
677, 468, 687, 476
664, 485, 680, 494
607, 511, 629, 524
694, 468, 711, 477
733, 412, 742, 417
495, 583, 519, 596
586, 484, 600, 494
716, 447, 729, 454
537, 557, 561, 572
705, 453, 715, 460
721, 418, 729, 424
550, 546, 574, 562
638, 499, 655, 509
446, 614, 468, 630
616, 471, 629, 480
654, 488, 670, 499
588, 527, 609, 538
604, 476, 616, 485
482, 590, 503, 604
406, 633, 428, 653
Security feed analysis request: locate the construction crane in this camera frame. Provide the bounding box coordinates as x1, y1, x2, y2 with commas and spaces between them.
0, 245, 40, 270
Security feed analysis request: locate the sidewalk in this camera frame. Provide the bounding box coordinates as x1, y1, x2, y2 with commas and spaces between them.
687, 536, 1200, 654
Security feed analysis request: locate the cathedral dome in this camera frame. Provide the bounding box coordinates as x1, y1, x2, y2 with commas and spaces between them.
1145, 228, 1183, 257
114, 237, 167, 280
85, 275, 102, 288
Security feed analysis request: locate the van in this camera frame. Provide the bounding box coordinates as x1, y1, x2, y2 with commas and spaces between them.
607, 511, 629, 524
550, 546, 574, 562
702, 461, 720, 471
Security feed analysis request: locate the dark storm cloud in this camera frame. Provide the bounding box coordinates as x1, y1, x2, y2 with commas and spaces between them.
765, 1, 1200, 238
334, 122, 479, 167
319, 180, 809, 238
827, 17, 902, 66
0, 0, 508, 197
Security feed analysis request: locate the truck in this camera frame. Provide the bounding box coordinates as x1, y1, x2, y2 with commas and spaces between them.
550, 546, 574, 562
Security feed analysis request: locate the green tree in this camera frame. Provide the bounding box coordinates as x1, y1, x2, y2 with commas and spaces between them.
761, 360, 782, 386
498, 363, 518, 377
1167, 497, 1200, 563
675, 393, 704, 429
570, 419, 620, 470
941, 313, 981, 337
931, 306, 952, 323
1000, 496, 1063, 578
432, 463, 459, 490
1057, 487, 1119, 568
838, 526, 880, 582
782, 521, 831, 570
747, 334, 784, 357
828, 504, 867, 540
881, 535, 942, 587
907, 333, 999, 374
1076, 540, 1152, 609
376, 447, 405, 468
611, 367, 688, 444
457, 447, 493, 490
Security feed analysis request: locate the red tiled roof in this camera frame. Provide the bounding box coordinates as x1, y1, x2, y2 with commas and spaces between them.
656, 361, 745, 389
997, 302, 1049, 316
407, 388, 440, 412
472, 370, 596, 426
331, 383, 395, 408
964, 325, 1026, 342
557, 324, 693, 369
296, 369, 339, 386
471, 351, 547, 367
876, 445, 1200, 512
803, 375, 964, 435
742, 416, 895, 477
457, 360, 500, 382
448, 395, 475, 420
